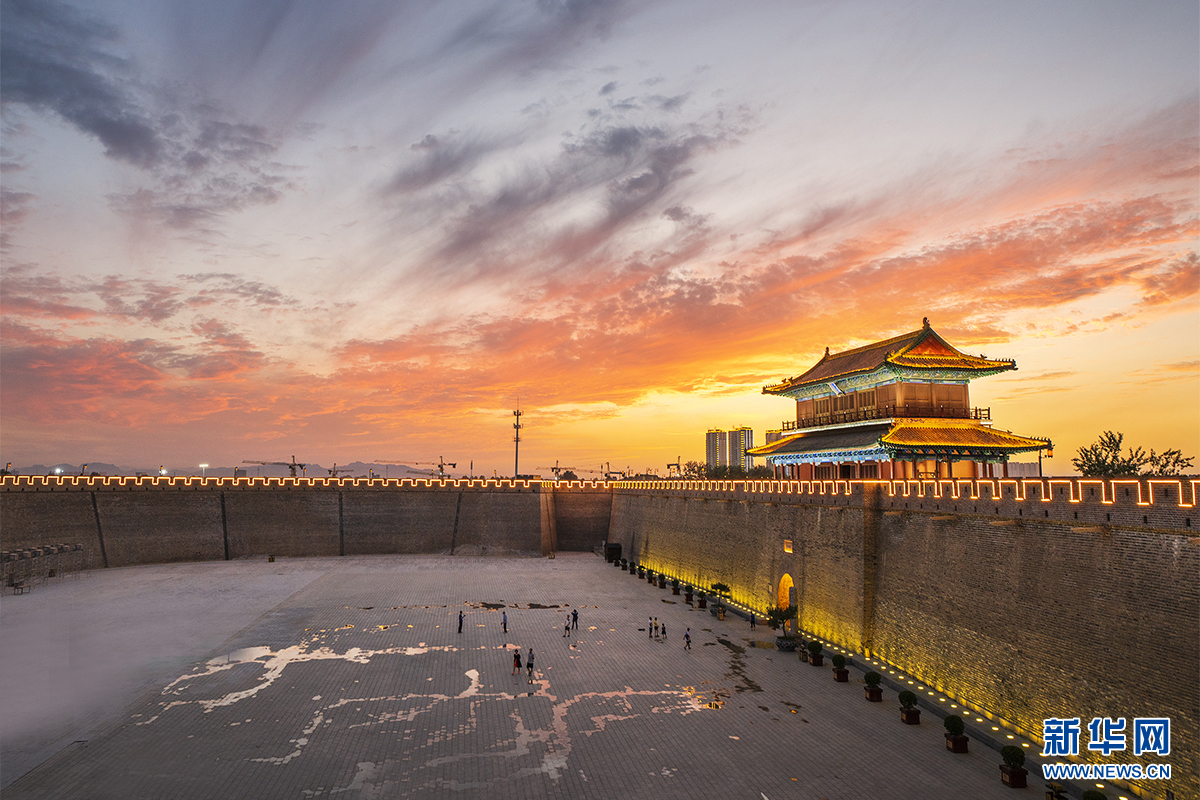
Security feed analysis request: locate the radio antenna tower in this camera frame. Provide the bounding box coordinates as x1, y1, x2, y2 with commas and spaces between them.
512, 401, 523, 478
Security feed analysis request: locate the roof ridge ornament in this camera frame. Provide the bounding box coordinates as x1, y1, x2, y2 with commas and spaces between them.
922, 317, 930, 329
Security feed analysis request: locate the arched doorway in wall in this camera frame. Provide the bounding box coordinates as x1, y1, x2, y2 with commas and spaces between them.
777, 574, 794, 609
777, 574, 795, 634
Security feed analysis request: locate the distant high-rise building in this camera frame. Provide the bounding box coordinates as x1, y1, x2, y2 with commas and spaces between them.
706, 426, 755, 471
705, 429, 728, 467
727, 426, 755, 472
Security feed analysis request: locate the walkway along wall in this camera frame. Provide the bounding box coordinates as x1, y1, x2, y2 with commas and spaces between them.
0, 477, 614, 567
608, 477, 1198, 800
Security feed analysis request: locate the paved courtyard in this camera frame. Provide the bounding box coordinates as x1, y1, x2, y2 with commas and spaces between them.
3, 554, 1047, 799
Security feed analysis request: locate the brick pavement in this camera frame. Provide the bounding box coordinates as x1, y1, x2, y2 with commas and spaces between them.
4, 554, 1067, 799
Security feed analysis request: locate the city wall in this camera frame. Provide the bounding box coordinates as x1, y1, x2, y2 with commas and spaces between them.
0, 477, 614, 566
607, 477, 1198, 800
2, 474, 1195, 798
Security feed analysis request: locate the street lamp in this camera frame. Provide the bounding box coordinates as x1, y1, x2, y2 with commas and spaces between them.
199, 463, 209, 478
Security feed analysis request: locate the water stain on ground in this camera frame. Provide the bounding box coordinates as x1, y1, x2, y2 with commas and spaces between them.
716, 638, 762, 693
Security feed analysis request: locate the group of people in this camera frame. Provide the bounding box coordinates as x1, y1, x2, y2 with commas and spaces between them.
453, 606, 587, 684
511, 647, 536, 683
649, 615, 693, 650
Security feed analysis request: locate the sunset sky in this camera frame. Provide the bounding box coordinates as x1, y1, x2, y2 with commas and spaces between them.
2, 0, 1197, 477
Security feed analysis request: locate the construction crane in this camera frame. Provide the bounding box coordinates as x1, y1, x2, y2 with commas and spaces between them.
242, 456, 308, 477
666, 457, 682, 477
535, 460, 577, 480
325, 463, 354, 478
375, 457, 455, 478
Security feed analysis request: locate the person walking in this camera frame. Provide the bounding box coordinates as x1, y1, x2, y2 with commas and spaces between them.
512, 649, 522, 675
653, 617, 659, 638
458, 610, 464, 633
563, 619, 571, 638
684, 628, 691, 651
661, 623, 667, 641
527, 648, 535, 683
503, 611, 508, 634
571, 608, 578, 630
648, 616, 653, 639
750, 612, 756, 631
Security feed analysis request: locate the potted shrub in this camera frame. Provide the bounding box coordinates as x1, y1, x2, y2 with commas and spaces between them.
620, 558, 628, 571
831, 653, 849, 682
646, 568, 655, 584
944, 715, 968, 753
697, 591, 707, 610
898, 690, 920, 724
806, 640, 824, 666
637, 565, 644, 578
684, 584, 693, 603
863, 671, 883, 702
658, 573, 667, 589
999, 745, 1027, 788
766, 605, 798, 651
671, 577, 680, 594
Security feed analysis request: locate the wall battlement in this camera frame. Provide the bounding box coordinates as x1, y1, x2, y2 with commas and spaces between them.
1, 476, 607, 492
611, 477, 1197, 531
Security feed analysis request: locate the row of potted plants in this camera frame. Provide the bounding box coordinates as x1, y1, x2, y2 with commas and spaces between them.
862, 669, 1029, 788
618, 559, 734, 613
609, 561, 1044, 794
763, 602, 1033, 792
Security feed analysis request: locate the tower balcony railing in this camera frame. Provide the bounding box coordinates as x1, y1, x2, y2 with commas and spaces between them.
780, 405, 991, 432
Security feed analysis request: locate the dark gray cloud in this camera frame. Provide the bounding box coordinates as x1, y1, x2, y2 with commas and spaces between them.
599, 81, 617, 95
422, 114, 730, 281
386, 133, 498, 194
651, 93, 689, 112
0, 0, 293, 229
1, 0, 163, 167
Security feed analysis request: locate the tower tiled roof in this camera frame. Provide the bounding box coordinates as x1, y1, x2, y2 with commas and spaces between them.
880, 420, 1049, 453
746, 419, 1050, 459
763, 319, 1015, 395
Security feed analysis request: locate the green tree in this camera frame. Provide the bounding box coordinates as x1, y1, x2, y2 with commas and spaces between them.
560, 470, 578, 481
1073, 431, 1195, 477
1072, 431, 1145, 476
766, 604, 797, 634
682, 461, 705, 479
705, 464, 729, 479
747, 465, 773, 478
1146, 448, 1195, 476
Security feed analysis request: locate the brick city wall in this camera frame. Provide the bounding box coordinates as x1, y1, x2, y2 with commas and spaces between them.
607, 477, 1198, 800
3, 474, 1194, 798
0, 477, 614, 565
